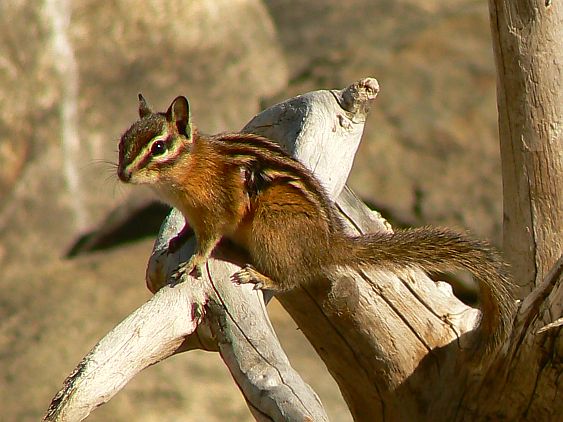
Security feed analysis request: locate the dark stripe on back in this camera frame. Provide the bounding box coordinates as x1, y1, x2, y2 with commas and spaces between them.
214, 133, 290, 158
210, 133, 338, 227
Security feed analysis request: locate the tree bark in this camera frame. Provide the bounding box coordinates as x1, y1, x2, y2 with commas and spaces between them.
489, 0, 563, 294
479, 1, 563, 419
44, 223, 330, 422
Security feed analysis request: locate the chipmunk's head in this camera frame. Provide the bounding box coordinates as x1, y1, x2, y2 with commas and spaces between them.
117, 94, 193, 185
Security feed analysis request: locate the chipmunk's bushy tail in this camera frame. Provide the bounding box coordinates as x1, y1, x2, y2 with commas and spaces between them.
336, 226, 515, 355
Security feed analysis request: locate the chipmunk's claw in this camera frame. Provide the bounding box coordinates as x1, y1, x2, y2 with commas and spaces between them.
231, 265, 276, 291
253, 281, 265, 290
230, 265, 257, 286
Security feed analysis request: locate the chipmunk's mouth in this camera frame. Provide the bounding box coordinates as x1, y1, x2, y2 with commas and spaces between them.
117, 165, 132, 183
118, 166, 161, 185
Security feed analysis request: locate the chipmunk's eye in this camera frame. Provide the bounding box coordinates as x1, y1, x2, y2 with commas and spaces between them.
150, 140, 167, 156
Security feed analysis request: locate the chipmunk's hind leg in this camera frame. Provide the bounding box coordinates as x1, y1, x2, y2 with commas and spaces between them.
243, 183, 333, 291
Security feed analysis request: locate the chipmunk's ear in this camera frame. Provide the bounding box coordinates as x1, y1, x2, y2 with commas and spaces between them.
166, 96, 192, 138
138, 93, 152, 118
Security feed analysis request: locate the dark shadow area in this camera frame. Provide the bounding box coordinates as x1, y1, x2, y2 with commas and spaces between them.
66, 199, 171, 257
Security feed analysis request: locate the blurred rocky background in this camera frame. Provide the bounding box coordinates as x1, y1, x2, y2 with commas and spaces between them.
0, 0, 502, 420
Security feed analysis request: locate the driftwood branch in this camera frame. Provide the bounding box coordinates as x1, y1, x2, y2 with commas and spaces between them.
43, 276, 205, 422
45, 214, 330, 422
45, 79, 379, 421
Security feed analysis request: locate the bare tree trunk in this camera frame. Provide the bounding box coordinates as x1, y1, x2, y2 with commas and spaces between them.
474, 1, 563, 419
489, 0, 563, 294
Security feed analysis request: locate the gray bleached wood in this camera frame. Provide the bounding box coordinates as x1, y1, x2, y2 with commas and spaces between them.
489, 0, 563, 294
242, 77, 379, 198
44, 78, 380, 421
152, 215, 329, 422
454, 2, 563, 419
43, 275, 205, 422
44, 214, 329, 422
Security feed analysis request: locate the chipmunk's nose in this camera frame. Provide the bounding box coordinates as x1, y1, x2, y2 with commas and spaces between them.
117, 165, 132, 182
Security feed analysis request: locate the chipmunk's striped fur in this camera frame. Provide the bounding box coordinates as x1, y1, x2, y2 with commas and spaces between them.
118, 95, 515, 356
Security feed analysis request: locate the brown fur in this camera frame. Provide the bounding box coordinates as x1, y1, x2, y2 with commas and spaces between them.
118, 96, 515, 357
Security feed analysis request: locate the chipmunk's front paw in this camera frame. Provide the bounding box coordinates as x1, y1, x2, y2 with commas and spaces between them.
170, 256, 204, 285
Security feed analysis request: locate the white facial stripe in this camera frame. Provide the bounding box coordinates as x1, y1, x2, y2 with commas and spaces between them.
151, 136, 185, 165
128, 132, 177, 171
131, 133, 168, 169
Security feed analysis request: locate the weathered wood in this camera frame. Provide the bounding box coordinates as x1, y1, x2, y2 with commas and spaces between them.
99, 76, 487, 420
141, 186, 483, 422
153, 224, 330, 422
489, 0, 563, 294
43, 276, 205, 422
475, 1, 563, 419
45, 220, 329, 422
270, 192, 484, 421
242, 77, 379, 198
44, 79, 380, 421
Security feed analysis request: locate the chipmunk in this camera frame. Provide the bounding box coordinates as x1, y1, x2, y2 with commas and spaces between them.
117, 94, 515, 355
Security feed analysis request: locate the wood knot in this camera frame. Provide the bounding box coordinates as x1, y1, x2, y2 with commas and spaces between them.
323, 275, 360, 317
